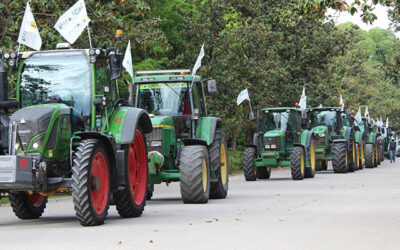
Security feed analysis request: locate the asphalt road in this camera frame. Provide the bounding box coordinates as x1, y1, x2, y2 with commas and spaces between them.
0, 161, 399, 250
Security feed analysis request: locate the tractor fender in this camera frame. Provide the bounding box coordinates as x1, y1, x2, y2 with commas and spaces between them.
110, 107, 152, 145
76, 132, 118, 190
333, 139, 346, 144
245, 132, 258, 148
295, 131, 314, 165
209, 117, 223, 144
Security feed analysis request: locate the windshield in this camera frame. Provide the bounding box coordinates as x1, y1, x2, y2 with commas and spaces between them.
20, 51, 91, 117
263, 112, 289, 131
137, 82, 189, 116
309, 111, 337, 128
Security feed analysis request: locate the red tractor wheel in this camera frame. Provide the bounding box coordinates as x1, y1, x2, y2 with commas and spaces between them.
72, 139, 111, 226
114, 129, 148, 218
9, 191, 47, 219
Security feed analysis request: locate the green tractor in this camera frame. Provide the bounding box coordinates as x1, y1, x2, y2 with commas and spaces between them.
306, 107, 358, 173
357, 117, 379, 168
134, 69, 228, 203
382, 125, 394, 160
242, 107, 316, 181
0, 40, 153, 226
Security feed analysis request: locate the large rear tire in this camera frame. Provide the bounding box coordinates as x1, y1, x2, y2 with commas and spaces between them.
365, 143, 374, 168
9, 192, 47, 219
291, 146, 305, 180
114, 129, 148, 218
180, 145, 210, 203
305, 140, 316, 178
243, 147, 257, 181
72, 139, 111, 226
332, 143, 349, 173
209, 129, 229, 199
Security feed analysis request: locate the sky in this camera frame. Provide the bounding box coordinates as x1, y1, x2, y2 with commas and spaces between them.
327, 4, 398, 36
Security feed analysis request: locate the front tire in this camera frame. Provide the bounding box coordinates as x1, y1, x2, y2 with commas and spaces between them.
305, 140, 316, 178
332, 143, 349, 173
9, 192, 47, 219
243, 147, 257, 181
180, 145, 210, 203
72, 139, 111, 226
291, 146, 305, 180
209, 129, 229, 199
114, 129, 148, 218
348, 141, 357, 172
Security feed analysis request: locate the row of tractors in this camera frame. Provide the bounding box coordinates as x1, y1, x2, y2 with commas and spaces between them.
0, 36, 228, 226
243, 105, 395, 181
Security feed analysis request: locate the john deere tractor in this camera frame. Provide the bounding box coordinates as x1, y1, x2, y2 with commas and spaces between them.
306, 107, 358, 173
357, 117, 379, 168
134, 69, 228, 203
0, 39, 153, 226
242, 107, 316, 181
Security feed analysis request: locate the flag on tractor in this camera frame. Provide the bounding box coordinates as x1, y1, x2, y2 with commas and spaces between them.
18, 2, 42, 51
192, 43, 205, 75
54, 0, 90, 44
299, 87, 306, 111
355, 107, 362, 123
122, 40, 134, 80
340, 94, 344, 111
237, 89, 250, 106
386, 117, 389, 128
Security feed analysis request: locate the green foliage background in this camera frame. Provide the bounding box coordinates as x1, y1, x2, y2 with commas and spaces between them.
1, 0, 400, 150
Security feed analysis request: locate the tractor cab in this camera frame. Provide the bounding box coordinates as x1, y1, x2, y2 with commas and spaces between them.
307, 107, 343, 139
135, 69, 206, 142
260, 107, 303, 154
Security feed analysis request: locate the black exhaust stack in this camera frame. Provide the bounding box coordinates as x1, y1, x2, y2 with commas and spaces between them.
0, 60, 8, 103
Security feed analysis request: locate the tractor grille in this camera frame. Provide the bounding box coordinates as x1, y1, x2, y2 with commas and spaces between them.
145, 128, 163, 154
315, 135, 326, 146
263, 137, 280, 151
10, 107, 54, 150
145, 128, 162, 141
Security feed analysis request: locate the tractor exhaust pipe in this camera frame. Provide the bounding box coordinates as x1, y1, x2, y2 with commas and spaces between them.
0, 60, 7, 103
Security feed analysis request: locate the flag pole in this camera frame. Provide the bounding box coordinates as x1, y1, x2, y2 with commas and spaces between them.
248, 99, 254, 120
87, 24, 92, 48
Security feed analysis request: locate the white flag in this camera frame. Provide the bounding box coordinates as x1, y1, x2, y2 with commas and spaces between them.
340, 94, 344, 111
299, 87, 306, 111
192, 43, 205, 75
54, 0, 90, 44
355, 107, 362, 123
237, 89, 250, 106
123, 40, 134, 80
386, 117, 389, 128
18, 2, 42, 51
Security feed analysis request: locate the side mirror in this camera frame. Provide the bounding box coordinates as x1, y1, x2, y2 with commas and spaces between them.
207, 79, 217, 93
108, 50, 123, 81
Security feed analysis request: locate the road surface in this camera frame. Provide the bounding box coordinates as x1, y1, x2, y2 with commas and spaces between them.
0, 161, 399, 250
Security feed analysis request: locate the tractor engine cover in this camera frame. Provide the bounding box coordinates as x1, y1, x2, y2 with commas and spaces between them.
10, 107, 55, 150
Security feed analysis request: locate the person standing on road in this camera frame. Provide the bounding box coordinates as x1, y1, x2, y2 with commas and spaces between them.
388, 138, 396, 163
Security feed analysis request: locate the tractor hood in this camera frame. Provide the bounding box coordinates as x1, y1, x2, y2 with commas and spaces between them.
10, 103, 69, 152
311, 126, 327, 134
150, 115, 175, 128
264, 129, 284, 137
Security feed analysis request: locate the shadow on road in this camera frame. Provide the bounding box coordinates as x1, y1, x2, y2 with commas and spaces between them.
316, 170, 334, 174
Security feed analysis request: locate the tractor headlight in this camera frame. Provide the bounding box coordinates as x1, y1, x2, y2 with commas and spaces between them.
265, 145, 271, 149
89, 56, 97, 64
89, 49, 96, 55
271, 144, 277, 149
31, 134, 45, 150
151, 141, 162, 147
10, 52, 17, 59
319, 133, 325, 137
8, 59, 15, 67
95, 49, 101, 55
3, 53, 10, 59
